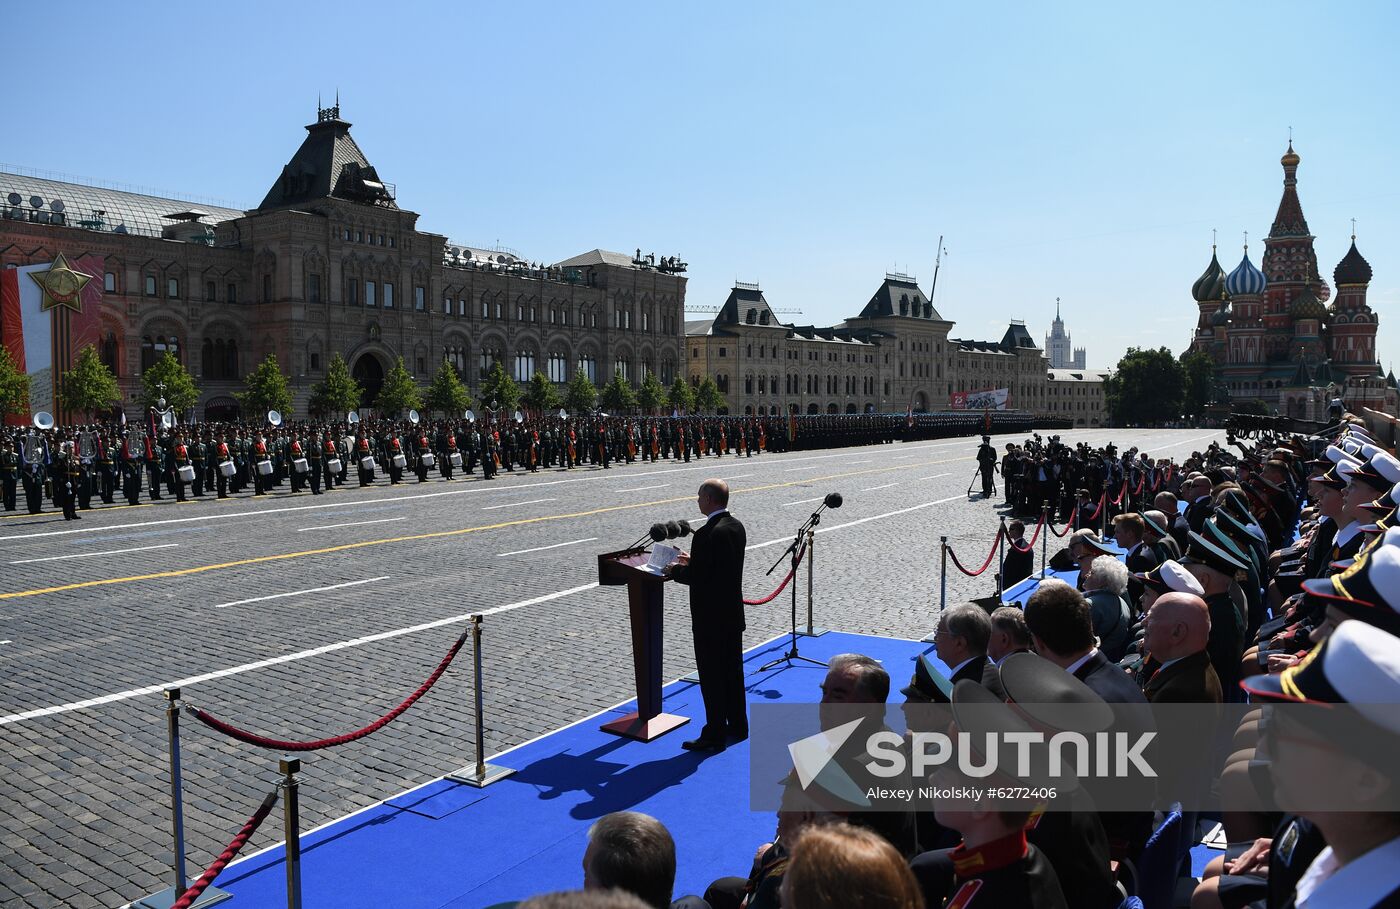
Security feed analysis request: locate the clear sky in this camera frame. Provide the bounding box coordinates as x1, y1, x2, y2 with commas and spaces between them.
7, 2, 1398, 373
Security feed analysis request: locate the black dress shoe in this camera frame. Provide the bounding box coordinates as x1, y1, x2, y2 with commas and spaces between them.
727, 728, 749, 742
681, 737, 726, 752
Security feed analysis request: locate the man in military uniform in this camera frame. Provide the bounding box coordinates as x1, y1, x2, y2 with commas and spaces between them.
976, 435, 997, 498
1, 437, 20, 511
305, 430, 323, 495
213, 433, 233, 499
53, 443, 80, 520
189, 431, 207, 497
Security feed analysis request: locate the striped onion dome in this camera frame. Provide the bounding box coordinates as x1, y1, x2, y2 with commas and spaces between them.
1226, 251, 1267, 296
1191, 249, 1228, 302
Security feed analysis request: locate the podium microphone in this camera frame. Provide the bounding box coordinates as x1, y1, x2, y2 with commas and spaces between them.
628, 522, 669, 550
664, 520, 682, 540
823, 492, 843, 509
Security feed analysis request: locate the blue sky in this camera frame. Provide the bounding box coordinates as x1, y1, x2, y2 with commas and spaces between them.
8, 2, 1398, 373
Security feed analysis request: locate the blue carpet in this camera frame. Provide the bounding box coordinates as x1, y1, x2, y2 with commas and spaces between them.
216, 631, 941, 909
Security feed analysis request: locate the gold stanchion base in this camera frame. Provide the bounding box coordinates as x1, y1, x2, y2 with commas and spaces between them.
132, 885, 232, 909
448, 763, 516, 789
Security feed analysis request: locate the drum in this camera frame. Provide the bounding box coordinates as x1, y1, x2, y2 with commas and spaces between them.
392, 454, 407, 469
421, 453, 436, 468
360, 457, 376, 472
450, 452, 462, 468
326, 458, 342, 474
177, 465, 196, 483
219, 460, 236, 478
293, 458, 309, 474
256, 460, 274, 476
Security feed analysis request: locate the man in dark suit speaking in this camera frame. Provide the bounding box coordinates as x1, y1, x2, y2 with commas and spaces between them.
665, 478, 748, 752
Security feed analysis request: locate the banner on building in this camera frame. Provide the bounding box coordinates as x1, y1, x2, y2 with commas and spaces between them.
0, 253, 104, 424
949, 387, 1010, 411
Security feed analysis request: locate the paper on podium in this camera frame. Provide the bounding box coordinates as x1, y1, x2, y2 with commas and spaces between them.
642, 544, 680, 575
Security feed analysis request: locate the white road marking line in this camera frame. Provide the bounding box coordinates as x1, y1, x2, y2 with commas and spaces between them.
481, 497, 557, 511
296, 517, 405, 533
780, 497, 826, 507
917, 473, 951, 480
8, 543, 180, 565
615, 484, 670, 493
719, 473, 754, 480
496, 538, 598, 557
214, 576, 391, 609
747, 494, 966, 550
862, 483, 898, 491
0, 640, 11, 645
784, 466, 823, 472
1, 581, 599, 727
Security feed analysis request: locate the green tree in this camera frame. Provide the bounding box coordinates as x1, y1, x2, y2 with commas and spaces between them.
141, 350, 200, 415
599, 372, 638, 413
424, 357, 473, 417
563, 369, 598, 414
522, 370, 561, 413
477, 358, 521, 414
374, 355, 424, 416
0, 346, 30, 419
693, 376, 724, 413
57, 345, 121, 418
1104, 347, 1185, 426
236, 352, 293, 419
666, 376, 694, 415
636, 370, 667, 414
307, 352, 364, 418
1180, 349, 1216, 419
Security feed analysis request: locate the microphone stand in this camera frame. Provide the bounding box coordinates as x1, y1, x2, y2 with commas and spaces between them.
759, 502, 831, 672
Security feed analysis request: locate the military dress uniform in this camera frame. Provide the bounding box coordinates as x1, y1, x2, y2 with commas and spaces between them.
918, 830, 1067, 909
305, 438, 322, 495
1, 442, 19, 510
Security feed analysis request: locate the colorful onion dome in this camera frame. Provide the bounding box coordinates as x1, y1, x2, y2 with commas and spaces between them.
1290, 286, 1326, 320
1334, 240, 1373, 286
1226, 250, 1268, 296
1192, 249, 1228, 302
1281, 143, 1300, 168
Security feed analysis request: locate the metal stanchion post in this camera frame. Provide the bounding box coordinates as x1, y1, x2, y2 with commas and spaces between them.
996, 517, 1006, 598
1041, 502, 1049, 577
799, 528, 827, 637
923, 536, 949, 643
280, 757, 302, 909
450, 616, 515, 788
133, 689, 231, 909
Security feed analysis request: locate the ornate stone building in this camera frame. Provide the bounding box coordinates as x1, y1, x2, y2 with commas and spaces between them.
1188, 143, 1394, 421
686, 275, 1079, 419
0, 105, 686, 419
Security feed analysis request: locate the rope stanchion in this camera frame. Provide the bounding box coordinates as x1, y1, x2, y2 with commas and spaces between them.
280, 757, 303, 909
800, 529, 827, 637
745, 541, 806, 606
923, 535, 950, 643
450, 615, 515, 788
947, 526, 1005, 577
171, 787, 279, 909
187, 629, 469, 751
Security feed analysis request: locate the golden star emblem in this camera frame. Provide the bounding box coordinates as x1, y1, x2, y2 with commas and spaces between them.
29, 252, 92, 313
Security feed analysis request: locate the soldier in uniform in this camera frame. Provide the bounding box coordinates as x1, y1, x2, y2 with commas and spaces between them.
251, 433, 271, 495
305, 431, 323, 495
976, 435, 997, 497
168, 432, 190, 502
320, 431, 339, 491
414, 427, 432, 482
120, 432, 143, 505
482, 427, 498, 480
356, 432, 375, 486
189, 431, 206, 497
96, 431, 117, 504
213, 434, 232, 499
146, 427, 164, 500
54, 443, 80, 520
0, 437, 18, 511
288, 436, 307, 493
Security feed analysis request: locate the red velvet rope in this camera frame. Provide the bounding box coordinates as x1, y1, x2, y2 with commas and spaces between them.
173, 788, 279, 909
1084, 491, 1106, 522
947, 527, 1005, 576
190, 630, 468, 751
1108, 479, 1128, 506
1133, 473, 1146, 495
1048, 517, 1072, 538
1024, 511, 1045, 549
744, 544, 806, 605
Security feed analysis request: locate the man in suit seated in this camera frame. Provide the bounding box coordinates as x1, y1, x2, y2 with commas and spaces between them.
930, 603, 1005, 699
1136, 592, 1222, 705
1000, 519, 1036, 588
988, 606, 1032, 664
582, 812, 710, 909
1021, 579, 1146, 707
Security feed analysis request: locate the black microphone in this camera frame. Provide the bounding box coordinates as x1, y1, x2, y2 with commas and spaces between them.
664, 520, 682, 540
676, 519, 693, 537
824, 492, 843, 509
648, 522, 668, 543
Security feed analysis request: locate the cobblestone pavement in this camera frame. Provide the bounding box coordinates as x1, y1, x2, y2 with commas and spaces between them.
0, 427, 1224, 907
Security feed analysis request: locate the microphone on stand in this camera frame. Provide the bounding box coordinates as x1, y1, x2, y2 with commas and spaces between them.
627, 522, 669, 550
664, 520, 682, 540
823, 492, 843, 510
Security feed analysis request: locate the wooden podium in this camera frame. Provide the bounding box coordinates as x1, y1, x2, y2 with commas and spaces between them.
597, 547, 691, 741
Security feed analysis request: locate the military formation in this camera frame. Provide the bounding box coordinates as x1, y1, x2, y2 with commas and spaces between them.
0, 409, 1033, 519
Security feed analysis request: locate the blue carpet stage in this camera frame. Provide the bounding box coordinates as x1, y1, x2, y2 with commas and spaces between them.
216, 631, 942, 909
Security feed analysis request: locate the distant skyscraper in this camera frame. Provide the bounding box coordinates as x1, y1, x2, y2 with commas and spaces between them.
1045, 298, 1086, 368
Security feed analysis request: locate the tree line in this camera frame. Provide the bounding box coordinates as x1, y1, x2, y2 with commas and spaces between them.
0, 345, 728, 421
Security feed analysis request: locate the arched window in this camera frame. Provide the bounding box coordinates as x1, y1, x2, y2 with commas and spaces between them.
100, 332, 119, 376
479, 347, 502, 379
513, 350, 536, 382
447, 346, 467, 378
614, 358, 630, 382
746, 308, 757, 324
547, 350, 568, 383
577, 355, 597, 383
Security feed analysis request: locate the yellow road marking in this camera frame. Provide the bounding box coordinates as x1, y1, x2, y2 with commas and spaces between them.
0, 455, 972, 600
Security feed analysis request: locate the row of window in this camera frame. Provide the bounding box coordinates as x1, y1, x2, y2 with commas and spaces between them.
341, 227, 397, 248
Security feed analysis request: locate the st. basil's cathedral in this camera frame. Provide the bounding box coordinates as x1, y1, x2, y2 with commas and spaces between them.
1189, 143, 1395, 422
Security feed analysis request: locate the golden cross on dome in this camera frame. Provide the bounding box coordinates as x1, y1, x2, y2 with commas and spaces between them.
1351, 218, 1357, 241
28, 252, 92, 313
